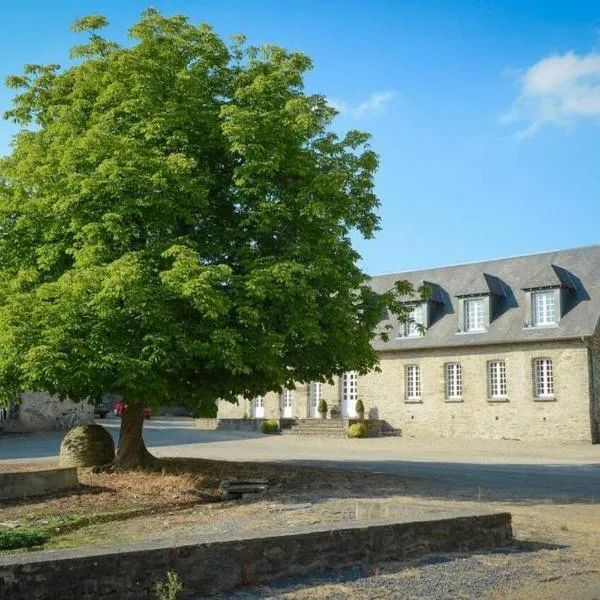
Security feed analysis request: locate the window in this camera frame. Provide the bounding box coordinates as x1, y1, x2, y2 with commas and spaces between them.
342, 372, 358, 412
534, 358, 554, 398
404, 303, 426, 337
254, 396, 264, 408
488, 361, 507, 399
309, 382, 323, 410
405, 365, 421, 401
532, 291, 556, 326
282, 389, 293, 407
445, 363, 462, 399
464, 298, 485, 332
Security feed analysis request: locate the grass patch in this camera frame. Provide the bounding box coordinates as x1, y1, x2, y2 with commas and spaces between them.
0, 507, 188, 552
0, 529, 49, 551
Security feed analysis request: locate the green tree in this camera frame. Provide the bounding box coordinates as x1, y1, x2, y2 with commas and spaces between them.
0, 10, 421, 467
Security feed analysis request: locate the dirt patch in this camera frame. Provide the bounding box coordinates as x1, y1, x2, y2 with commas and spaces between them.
0, 458, 409, 542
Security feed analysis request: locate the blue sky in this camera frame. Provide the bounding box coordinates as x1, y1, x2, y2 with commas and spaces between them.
1, 1, 599, 275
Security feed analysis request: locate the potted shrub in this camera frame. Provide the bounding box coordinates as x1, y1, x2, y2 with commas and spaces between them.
355, 399, 365, 420
318, 399, 328, 419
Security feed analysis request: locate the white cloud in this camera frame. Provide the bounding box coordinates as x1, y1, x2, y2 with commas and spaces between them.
502, 50, 600, 139
329, 91, 396, 119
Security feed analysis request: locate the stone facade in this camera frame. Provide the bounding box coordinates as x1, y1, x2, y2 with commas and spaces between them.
361, 340, 593, 441
0, 393, 93, 432
218, 379, 341, 421
216, 246, 600, 442
217, 339, 595, 442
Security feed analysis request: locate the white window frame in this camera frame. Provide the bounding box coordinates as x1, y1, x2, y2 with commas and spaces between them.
532, 290, 557, 327
405, 364, 421, 401
282, 389, 293, 407
309, 382, 323, 410
487, 360, 507, 399
342, 371, 358, 416
404, 303, 426, 337
445, 363, 463, 400
464, 297, 486, 332
534, 358, 554, 398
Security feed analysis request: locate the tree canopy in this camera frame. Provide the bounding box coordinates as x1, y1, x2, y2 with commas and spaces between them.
0, 10, 419, 463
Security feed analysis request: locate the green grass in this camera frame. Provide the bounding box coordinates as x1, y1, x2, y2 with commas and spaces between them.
0, 507, 167, 552
0, 529, 49, 551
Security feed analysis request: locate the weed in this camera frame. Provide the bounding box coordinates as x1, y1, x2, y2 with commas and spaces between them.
155, 571, 183, 600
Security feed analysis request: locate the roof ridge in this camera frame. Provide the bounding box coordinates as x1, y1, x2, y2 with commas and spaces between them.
370, 243, 600, 278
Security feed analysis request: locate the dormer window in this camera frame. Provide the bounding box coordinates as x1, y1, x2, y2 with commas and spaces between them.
404, 303, 426, 337
455, 273, 508, 334
522, 264, 578, 329
532, 290, 556, 326
464, 297, 486, 332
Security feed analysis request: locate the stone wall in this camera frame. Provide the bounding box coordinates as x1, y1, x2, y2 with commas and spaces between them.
0, 468, 78, 500
0, 512, 512, 599
17, 393, 94, 431
586, 329, 600, 443
360, 340, 592, 441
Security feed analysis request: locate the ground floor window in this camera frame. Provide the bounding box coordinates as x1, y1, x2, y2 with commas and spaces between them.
342, 372, 358, 415
445, 363, 463, 400
281, 389, 293, 417
405, 364, 421, 401
488, 360, 507, 398
534, 358, 554, 398
309, 382, 323, 414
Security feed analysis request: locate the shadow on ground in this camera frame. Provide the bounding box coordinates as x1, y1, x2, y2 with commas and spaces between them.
266, 459, 600, 505
0, 421, 264, 461
214, 540, 567, 599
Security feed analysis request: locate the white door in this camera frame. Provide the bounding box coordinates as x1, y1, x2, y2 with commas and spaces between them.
309, 382, 322, 418
253, 396, 264, 418
341, 372, 358, 417
282, 389, 293, 418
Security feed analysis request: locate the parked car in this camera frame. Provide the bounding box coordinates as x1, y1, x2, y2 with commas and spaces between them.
94, 400, 111, 419
114, 401, 152, 419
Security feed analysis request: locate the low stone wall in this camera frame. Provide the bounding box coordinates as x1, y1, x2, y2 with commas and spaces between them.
196, 418, 268, 432
0, 512, 512, 599
0, 468, 78, 500
194, 417, 218, 430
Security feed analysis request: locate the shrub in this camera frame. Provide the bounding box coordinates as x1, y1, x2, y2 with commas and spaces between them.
348, 422, 368, 438
261, 418, 279, 434
355, 399, 365, 414
154, 570, 183, 600
0, 529, 48, 551
318, 399, 328, 414
329, 406, 341, 418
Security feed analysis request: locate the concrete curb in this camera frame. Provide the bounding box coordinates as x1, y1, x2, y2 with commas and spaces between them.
0, 467, 78, 500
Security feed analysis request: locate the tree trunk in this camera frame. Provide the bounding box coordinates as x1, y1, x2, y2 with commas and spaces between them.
114, 401, 156, 469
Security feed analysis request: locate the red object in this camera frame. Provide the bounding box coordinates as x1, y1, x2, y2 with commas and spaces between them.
115, 402, 152, 419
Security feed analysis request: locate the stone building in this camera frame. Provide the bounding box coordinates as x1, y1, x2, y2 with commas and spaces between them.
0, 393, 93, 432
218, 245, 600, 442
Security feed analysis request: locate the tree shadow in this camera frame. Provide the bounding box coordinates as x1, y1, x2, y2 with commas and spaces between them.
260, 458, 600, 505
217, 539, 567, 598
0, 420, 266, 461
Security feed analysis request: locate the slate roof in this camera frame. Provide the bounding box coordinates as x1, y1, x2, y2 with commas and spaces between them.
370, 245, 600, 351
